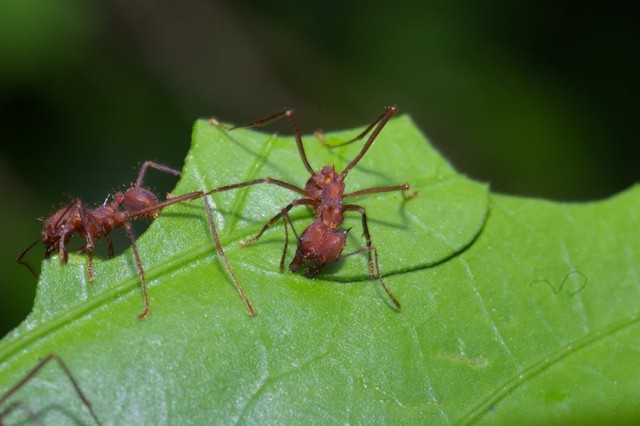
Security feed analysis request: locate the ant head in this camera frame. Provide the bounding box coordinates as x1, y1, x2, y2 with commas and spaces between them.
118, 187, 160, 218
319, 166, 339, 182
42, 206, 74, 241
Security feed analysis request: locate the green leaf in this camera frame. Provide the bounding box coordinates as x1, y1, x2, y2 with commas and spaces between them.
1, 115, 638, 424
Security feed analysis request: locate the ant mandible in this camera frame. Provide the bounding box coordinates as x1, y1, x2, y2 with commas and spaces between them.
209, 106, 414, 308
17, 161, 254, 319
0, 353, 101, 425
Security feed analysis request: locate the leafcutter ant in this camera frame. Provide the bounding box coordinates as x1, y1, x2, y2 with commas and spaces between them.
0, 353, 101, 425
209, 106, 414, 308
17, 161, 254, 319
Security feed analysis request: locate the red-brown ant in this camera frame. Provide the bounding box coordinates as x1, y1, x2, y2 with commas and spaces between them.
17, 161, 254, 319
209, 106, 414, 308
0, 353, 101, 425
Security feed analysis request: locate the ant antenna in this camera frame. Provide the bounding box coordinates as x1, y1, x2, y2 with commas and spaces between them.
341, 106, 397, 177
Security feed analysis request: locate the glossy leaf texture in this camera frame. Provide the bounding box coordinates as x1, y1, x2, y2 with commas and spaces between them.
1, 115, 638, 424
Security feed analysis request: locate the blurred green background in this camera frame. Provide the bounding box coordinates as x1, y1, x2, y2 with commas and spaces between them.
1, 1, 638, 337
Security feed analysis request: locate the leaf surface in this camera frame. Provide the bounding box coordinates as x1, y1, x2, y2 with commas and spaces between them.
0, 116, 638, 424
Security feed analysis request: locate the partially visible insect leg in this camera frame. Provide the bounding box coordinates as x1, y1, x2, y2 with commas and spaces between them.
0, 353, 101, 426
135, 161, 181, 188
344, 204, 401, 309
123, 221, 150, 320
240, 198, 316, 247
76, 202, 98, 281
202, 195, 255, 316
211, 177, 308, 198
280, 209, 300, 273
344, 183, 413, 199
225, 109, 288, 131
105, 234, 114, 258
125, 191, 207, 220
50, 200, 81, 265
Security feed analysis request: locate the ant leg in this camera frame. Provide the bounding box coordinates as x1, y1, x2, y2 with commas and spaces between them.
123, 221, 150, 320
240, 198, 317, 247
344, 183, 417, 200
226, 109, 316, 176
210, 177, 308, 197
202, 195, 255, 316
126, 186, 305, 223
341, 106, 398, 177
135, 161, 181, 188
49, 200, 80, 264
341, 246, 371, 258
317, 107, 395, 149
280, 209, 300, 273
76, 202, 98, 281
105, 234, 114, 258
16, 239, 40, 279
344, 203, 401, 309
123, 190, 255, 315
124, 191, 207, 220
0, 353, 101, 425
371, 246, 401, 309
228, 109, 290, 131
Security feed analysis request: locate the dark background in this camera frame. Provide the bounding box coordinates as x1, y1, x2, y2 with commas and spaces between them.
1, 1, 638, 336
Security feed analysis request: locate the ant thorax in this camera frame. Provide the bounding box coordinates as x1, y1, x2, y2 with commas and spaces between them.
305, 166, 346, 229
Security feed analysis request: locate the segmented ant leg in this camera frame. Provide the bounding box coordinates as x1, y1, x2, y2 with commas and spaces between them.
226, 109, 316, 176
240, 198, 317, 247
344, 204, 374, 276
372, 245, 401, 309
202, 195, 255, 316
48, 200, 80, 264
344, 183, 411, 199
124, 191, 209, 220
317, 107, 396, 149
341, 106, 398, 177
105, 234, 114, 259
210, 177, 308, 197
228, 109, 290, 131
16, 239, 40, 278
121, 190, 255, 316
59, 233, 70, 264
280, 209, 300, 273
0, 353, 101, 426
343, 204, 401, 309
135, 161, 181, 188
122, 221, 150, 320
76, 202, 98, 281
341, 246, 370, 258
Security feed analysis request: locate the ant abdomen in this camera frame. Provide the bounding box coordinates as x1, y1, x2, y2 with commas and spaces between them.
115, 188, 160, 218
290, 221, 347, 276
